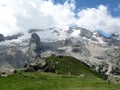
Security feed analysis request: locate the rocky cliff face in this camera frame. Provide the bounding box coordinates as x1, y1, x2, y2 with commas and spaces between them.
0, 27, 120, 78
45, 38, 120, 76
0, 46, 28, 69
29, 33, 44, 61
0, 33, 44, 70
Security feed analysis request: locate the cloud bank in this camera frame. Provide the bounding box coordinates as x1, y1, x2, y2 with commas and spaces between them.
0, 0, 120, 36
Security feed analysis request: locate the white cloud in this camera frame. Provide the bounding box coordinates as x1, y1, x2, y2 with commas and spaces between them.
0, 0, 18, 35
0, 0, 120, 36
0, 0, 76, 36
0, 0, 54, 36
118, 4, 120, 9
76, 5, 120, 33
39, 0, 76, 29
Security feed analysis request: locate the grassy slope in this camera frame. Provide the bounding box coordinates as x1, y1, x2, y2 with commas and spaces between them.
0, 55, 120, 90
46, 55, 101, 78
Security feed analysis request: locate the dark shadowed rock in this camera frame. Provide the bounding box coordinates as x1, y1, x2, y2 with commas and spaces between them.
79, 28, 98, 41
0, 34, 5, 42
79, 28, 93, 38
29, 33, 44, 60
31, 33, 44, 53
23, 58, 46, 72
5, 33, 23, 40
28, 29, 43, 33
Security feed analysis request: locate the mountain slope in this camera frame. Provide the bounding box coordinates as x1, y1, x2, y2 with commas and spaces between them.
0, 55, 120, 90
0, 27, 120, 78
45, 55, 101, 78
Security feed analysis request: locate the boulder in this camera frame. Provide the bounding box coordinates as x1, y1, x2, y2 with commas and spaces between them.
23, 58, 46, 72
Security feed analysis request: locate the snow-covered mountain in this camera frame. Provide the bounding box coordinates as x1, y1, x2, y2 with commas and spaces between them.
0, 27, 120, 76
0, 27, 106, 44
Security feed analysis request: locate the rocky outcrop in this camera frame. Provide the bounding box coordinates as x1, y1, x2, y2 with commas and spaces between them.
5, 33, 23, 40
78, 28, 98, 41
104, 48, 120, 75
0, 34, 5, 42
29, 33, 44, 61
107, 74, 120, 84
28, 29, 43, 33
23, 58, 46, 72
0, 62, 15, 77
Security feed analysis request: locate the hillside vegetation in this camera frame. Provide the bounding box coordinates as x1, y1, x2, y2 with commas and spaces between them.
0, 55, 120, 90
46, 55, 101, 77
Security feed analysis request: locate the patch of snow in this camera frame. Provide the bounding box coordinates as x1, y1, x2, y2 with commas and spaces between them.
71, 29, 80, 37
93, 34, 105, 44
37, 28, 68, 42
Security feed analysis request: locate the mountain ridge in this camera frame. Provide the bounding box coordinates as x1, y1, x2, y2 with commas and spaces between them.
0, 27, 120, 80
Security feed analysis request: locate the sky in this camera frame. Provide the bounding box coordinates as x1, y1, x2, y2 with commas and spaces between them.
54, 0, 120, 17
0, 0, 120, 36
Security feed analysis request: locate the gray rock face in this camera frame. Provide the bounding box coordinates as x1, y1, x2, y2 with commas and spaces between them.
0, 27, 120, 79
29, 33, 44, 61
104, 48, 120, 75
45, 38, 120, 77
79, 28, 93, 38
0, 46, 29, 68
107, 75, 120, 84
0, 33, 44, 71
78, 28, 98, 41
5, 33, 23, 40
31, 33, 43, 54
71, 41, 91, 57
